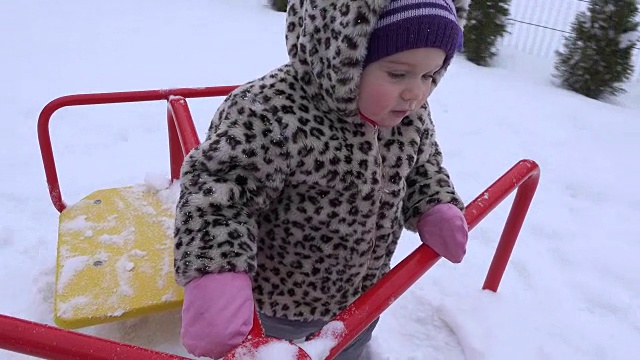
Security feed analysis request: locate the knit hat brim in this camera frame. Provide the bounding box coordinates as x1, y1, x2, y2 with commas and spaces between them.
363, 1, 463, 68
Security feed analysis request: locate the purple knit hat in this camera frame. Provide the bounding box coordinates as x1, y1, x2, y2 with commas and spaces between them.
363, 0, 463, 68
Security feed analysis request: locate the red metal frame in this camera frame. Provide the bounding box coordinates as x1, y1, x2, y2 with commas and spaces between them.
6, 87, 540, 359
37, 86, 238, 212
314, 159, 540, 359
0, 314, 189, 360
167, 95, 202, 180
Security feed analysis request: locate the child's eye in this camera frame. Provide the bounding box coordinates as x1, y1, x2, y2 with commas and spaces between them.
387, 72, 406, 79
422, 74, 435, 81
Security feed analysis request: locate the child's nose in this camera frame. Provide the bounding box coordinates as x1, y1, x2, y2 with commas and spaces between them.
401, 83, 422, 102
401, 89, 416, 102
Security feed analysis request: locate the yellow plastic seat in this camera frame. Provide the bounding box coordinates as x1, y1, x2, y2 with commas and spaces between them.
54, 185, 184, 329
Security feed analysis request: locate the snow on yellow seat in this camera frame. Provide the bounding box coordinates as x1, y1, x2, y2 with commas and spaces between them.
54, 183, 183, 329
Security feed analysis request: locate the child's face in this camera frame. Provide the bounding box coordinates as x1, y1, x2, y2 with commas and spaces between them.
358, 47, 446, 127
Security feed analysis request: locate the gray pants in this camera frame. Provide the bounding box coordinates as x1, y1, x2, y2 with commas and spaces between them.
258, 313, 379, 360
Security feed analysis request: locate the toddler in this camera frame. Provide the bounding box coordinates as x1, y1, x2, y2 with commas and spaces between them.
174, 0, 469, 358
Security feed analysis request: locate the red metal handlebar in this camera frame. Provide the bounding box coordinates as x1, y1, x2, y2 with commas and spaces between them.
167, 95, 202, 180
313, 159, 540, 359
0, 314, 189, 360
37, 86, 238, 212
20, 87, 540, 360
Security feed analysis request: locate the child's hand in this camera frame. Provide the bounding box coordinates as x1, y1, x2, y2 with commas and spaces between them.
181, 272, 254, 359
417, 203, 468, 263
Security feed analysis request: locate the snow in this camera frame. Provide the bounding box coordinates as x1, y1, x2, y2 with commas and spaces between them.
144, 173, 172, 192
227, 322, 346, 360
298, 321, 346, 360
98, 227, 134, 246
233, 341, 300, 360
620, 30, 640, 49
115, 257, 135, 296
1, 0, 639, 359
56, 296, 90, 319
56, 255, 90, 293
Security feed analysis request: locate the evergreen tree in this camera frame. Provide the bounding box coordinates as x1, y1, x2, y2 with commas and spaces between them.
554, 0, 640, 99
463, 0, 511, 66
270, 0, 287, 12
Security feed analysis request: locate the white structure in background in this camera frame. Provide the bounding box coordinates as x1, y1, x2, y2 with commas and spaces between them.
499, 0, 640, 81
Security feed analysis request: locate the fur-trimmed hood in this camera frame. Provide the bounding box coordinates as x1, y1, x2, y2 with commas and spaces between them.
284, 0, 468, 119
285, 0, 387, 119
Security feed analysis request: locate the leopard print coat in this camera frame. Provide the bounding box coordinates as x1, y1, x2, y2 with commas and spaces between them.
174, 0, 466, 321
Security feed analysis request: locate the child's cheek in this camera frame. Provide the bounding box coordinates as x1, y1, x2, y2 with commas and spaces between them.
365, 87, 395, 115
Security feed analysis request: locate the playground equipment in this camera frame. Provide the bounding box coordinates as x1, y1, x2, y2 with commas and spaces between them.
0, 86, 540, 359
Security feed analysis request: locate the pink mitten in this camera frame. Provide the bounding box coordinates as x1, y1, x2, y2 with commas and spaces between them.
181, 272, 254, 359
417, 203, 469, 263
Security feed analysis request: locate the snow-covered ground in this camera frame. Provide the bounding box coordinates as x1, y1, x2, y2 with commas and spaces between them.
1, 0, 639, 359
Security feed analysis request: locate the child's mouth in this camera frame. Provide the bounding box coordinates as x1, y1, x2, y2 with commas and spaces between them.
390, 110, 409, 118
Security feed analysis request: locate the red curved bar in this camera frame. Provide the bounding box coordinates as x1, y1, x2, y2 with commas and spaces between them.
167, 96, 201, 180
23, 86, 540, 360
37, 86, 238, 212
0, 314, 189, 360
317, 159, 540, 359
